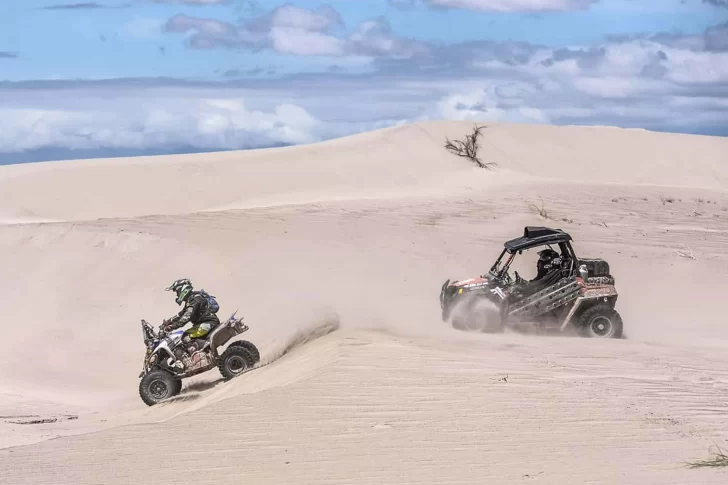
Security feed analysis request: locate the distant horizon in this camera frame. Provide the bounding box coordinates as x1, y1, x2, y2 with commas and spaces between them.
2, 117, 726, 166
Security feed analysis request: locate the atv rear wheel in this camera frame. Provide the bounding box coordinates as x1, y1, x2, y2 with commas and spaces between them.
227, 340, 260, 365
218, 346, 253, 380
578, 304, 623, 339
139, 369, 181, 406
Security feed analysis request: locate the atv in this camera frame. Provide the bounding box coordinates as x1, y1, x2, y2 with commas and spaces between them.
439, 226, 623, 338
137, 311, 261, 406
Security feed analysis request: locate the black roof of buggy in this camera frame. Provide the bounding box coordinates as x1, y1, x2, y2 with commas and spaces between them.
504, 226, 572, 253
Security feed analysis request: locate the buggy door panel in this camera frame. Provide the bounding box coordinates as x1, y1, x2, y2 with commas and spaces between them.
508, 276, 581, 320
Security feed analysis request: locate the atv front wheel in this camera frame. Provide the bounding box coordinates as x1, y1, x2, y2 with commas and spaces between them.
218, 346, 254, 380
578, 305, 623, 339
139, 370, 181, 406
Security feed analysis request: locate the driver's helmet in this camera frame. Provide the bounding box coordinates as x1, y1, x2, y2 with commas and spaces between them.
166, 278, 193, 305
537, 249, 561, 272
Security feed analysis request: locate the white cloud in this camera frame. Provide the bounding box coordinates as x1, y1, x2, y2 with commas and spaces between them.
0, 97, 327, 154
145, 0, 231, 4
570, 76, 663, 98
658, 47, 728, 84
423, 0, 597, 12
270, 27, 345, 56
435, 87, 551, 123
164, 6, 428, 58
266, 5, 343, 32
348, 18, 430, 58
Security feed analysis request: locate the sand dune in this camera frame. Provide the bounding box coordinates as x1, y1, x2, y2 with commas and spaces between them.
1, 121, 726, 222
1, 121, 728, 483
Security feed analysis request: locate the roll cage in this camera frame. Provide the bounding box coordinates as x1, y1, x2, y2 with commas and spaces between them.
488, 226, 578, 283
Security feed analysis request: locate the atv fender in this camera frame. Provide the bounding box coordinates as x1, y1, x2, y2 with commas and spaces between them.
208, 319, 249, 358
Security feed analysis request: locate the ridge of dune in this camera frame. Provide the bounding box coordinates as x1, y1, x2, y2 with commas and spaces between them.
1, 120, 726, 223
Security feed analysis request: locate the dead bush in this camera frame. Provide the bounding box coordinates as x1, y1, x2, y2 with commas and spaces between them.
444, 124, 497, 170
527, 197, 554, 220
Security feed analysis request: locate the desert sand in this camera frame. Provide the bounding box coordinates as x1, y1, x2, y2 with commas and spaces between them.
1, 120, 727, 484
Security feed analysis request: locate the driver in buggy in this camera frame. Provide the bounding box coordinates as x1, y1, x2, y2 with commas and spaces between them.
515, 247, 565, 297
532, 248, 563, 284
160, 278, 221, 370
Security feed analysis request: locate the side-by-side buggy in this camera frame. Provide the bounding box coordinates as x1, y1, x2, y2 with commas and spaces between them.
439, 226, 624, 338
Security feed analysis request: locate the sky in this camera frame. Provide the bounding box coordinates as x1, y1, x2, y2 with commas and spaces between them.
1, 0, 728, 164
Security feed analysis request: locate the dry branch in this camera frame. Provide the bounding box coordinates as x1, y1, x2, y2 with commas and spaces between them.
444, 124, 497, 170
675, 245, 697, 260
686, 446, 728, 468
527, 197, 553, 220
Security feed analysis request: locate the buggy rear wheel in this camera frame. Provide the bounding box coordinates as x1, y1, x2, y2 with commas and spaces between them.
578, 304, 623, 339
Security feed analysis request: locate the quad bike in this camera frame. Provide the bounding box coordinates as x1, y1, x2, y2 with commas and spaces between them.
138, 311, 261, 406
439, 226, 624, 338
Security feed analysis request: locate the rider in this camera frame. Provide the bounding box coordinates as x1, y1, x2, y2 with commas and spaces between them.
160, 278, 220, 359
531, 248, 562, 283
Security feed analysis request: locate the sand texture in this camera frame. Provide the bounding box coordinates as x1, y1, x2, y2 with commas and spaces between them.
1, 120, 727, 483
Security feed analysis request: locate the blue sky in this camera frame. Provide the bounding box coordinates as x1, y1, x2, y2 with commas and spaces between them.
1, 0, 728, 163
